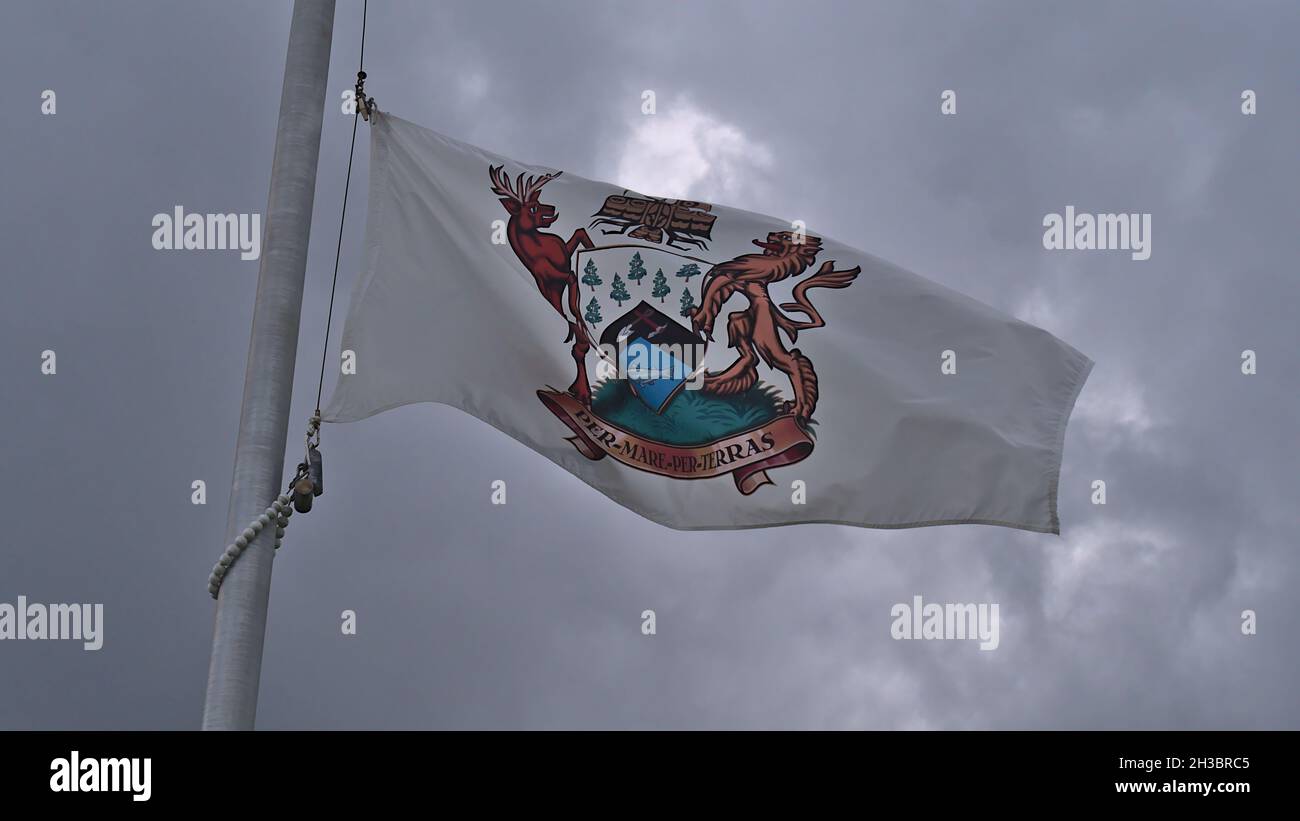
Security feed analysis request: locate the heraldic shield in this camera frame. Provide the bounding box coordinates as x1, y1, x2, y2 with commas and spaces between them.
534, 239, 823, 496
598, 300, 700, 414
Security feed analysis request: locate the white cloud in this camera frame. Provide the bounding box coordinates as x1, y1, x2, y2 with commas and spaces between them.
1047, 521, 1177, 615
1015, 286, 1063, 333
1074, 367, 1158, 439
456, 69, 490, 103
613, 101, 773, 204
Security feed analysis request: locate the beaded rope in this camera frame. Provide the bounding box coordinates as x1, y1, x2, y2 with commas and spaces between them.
208, 494, 294, 599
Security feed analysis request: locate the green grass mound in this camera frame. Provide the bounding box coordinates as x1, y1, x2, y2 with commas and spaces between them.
591, 379, 809, 446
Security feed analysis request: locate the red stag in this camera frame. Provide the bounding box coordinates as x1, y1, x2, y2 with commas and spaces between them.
489, 165, 596, 407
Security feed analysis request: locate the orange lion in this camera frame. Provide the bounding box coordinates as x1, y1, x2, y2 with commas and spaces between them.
690, 231, 860, 420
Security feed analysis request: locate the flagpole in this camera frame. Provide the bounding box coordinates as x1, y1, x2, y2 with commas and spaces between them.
203, 0, 336, 730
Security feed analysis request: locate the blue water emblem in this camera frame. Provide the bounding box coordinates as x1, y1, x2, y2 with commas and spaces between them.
599, 300, 704, 414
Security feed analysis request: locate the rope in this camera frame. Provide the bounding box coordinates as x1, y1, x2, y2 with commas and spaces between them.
210, 1, 371, 599
315, 0, 369, 413
208, 494, 294, 599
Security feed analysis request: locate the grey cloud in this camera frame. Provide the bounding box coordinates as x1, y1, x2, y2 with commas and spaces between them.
0, 0, 1295, 729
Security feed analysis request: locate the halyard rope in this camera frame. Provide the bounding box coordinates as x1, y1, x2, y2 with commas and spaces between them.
316, 0, 370, 413
209, 1, 370, 599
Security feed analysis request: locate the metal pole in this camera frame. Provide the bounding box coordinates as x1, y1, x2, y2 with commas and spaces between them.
203, 0, 336, 730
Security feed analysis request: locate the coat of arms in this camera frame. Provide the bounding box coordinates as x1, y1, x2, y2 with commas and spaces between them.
489, 164, 860, 494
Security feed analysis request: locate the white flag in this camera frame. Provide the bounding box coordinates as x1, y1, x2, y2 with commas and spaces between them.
323, 113, 1092, 534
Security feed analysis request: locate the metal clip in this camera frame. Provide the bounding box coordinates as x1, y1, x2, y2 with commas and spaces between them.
290, 461, 314, 514
355, 71, 377, 122
307, 444, 323, 498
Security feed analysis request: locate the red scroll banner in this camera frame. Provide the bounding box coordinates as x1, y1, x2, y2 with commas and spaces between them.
537, 389, 815, 495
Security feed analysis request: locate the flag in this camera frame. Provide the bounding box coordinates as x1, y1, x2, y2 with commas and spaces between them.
322, 112, 1093, 534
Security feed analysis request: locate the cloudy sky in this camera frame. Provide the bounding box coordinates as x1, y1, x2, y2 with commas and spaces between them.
2, 0, 1297, 729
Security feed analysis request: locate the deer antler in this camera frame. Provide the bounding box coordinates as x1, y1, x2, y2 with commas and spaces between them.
491, 164, 563, 203
521, 170, 562, 202
488, 164, 523, 202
